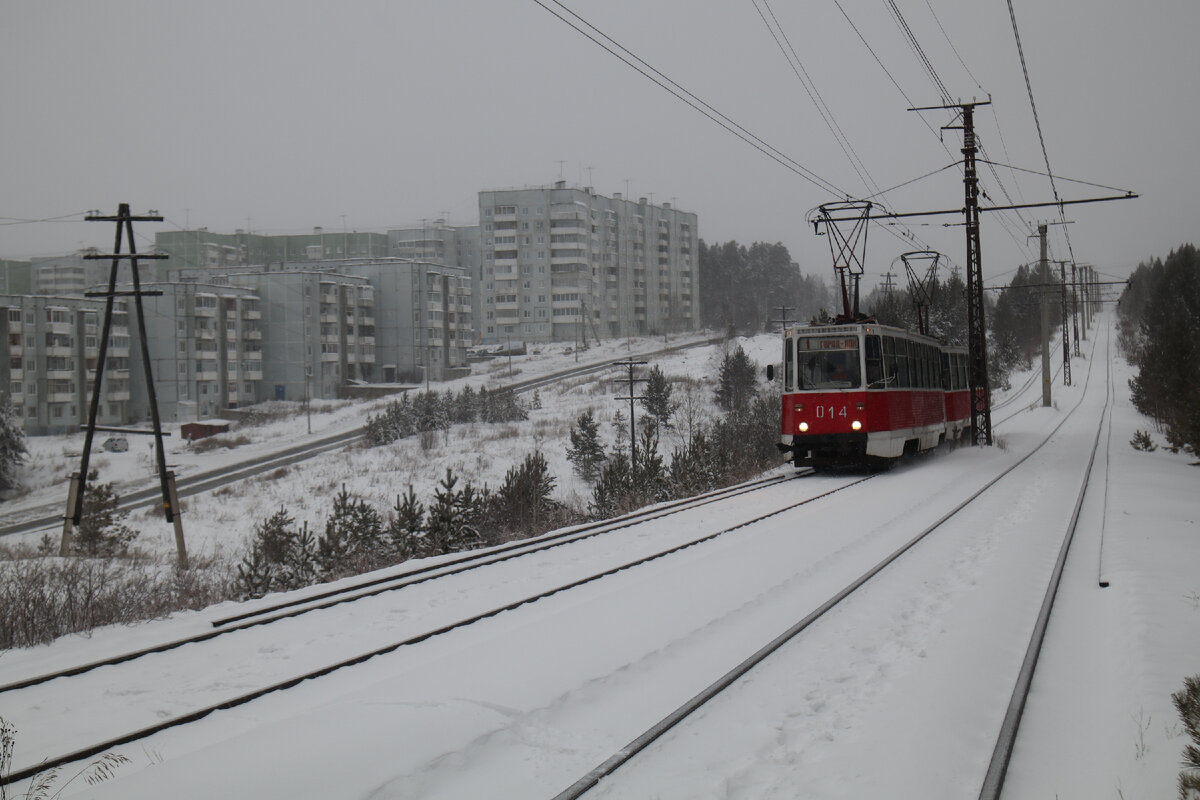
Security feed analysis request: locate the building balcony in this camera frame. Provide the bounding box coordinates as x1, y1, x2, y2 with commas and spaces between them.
47, 321, 74, 335
48, 391, 76, 403
194, 305, 217, 317
241, 308, 262, 320
245, 349, 263, 360
244, 328, 262, 340
320, 352, 340, 362
320, 292, 339, 304
105, 390, 130, 402
45, 345, 73, 357
360, 335, 375, 346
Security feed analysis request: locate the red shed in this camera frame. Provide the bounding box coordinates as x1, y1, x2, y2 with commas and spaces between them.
181, 422, 231, 441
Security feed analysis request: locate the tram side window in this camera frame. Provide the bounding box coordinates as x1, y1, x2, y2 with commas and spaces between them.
940, 352, 951, 390
957, 354, 968, 390
784, 337, 794, 390
895, 338, 910, 387
883, 336, 897, 386
865, 335, 882, 387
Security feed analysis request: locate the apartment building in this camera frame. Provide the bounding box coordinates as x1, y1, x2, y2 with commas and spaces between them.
129, 282, 264, 422
31, 250, 152, 296
155, 229, 390, 273
0, 294, 132, 435
226, 270, 375, 402
477, 182, 699, 344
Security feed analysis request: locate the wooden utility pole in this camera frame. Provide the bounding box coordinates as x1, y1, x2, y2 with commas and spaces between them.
63, 204, 188, 569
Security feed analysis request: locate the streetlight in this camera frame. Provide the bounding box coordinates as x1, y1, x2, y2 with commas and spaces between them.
305, 365, 312, 434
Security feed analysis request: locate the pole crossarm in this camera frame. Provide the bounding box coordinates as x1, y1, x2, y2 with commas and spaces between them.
817, 192, 1138, 223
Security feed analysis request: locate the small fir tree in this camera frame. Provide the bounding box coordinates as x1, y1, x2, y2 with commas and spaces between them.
566, 410, 607, 484
640, 366, 677, 432
489, 451, 559, 539
72, 470, 137, 557
387, 486, 425, 560
424, 469, 485, 555
714, 345, 758, 413
0, 397, 27, 492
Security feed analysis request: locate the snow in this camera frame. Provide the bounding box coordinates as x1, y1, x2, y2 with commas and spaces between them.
0, 316, 1197, 799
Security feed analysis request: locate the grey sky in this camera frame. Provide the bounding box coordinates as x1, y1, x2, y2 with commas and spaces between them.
2, 1, 1195, 286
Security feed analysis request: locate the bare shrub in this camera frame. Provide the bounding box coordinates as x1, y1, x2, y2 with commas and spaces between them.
189, 434, 251, 453
0, 556, 235, 649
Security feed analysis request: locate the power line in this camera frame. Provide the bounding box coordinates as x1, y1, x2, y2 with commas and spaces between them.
532, 0, 847, 197
923, 0, 984, 92
1005, 0, 1075, 263
752, 0, 880, 198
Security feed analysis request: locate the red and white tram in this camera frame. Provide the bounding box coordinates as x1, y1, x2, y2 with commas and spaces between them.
773, 322, 970, 468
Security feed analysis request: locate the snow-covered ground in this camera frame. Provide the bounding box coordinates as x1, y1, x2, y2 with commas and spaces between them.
0, 331, 766, 559
1, 316, 1197, 799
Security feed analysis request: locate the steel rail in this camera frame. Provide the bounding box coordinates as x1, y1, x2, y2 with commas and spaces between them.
978, 321, 1111, 799
0, 473, 871, 788
552, 320, 1107, 800
0, 473, 799, 695
0, 337, 719, 538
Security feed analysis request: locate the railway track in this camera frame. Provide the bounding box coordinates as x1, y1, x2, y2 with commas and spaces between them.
1, 331, 1110, 796
0, 338, 717, 539
551, 323, 1111, 799
1, 468, 875, 787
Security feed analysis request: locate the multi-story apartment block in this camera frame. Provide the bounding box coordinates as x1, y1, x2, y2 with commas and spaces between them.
31, 250, 152, 296
155, 229, 390, 274
225, 270, 374, 402
0, 260, 33, 295
129, 282, 264, 422
335, 260, 472, 383
0, 294, 132, 435
477, 182, 699, 343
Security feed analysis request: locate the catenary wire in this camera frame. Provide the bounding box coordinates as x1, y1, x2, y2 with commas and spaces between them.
533, 0, 847, 197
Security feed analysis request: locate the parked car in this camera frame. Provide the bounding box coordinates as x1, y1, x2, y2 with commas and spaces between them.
102, 436, 129, 453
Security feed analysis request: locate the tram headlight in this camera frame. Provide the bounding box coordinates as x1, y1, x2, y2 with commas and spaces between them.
851, 420, 862, 431
798, 421, 809, 432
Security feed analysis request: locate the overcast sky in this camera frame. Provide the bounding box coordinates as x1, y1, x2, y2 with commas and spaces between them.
2, 1, 1195, 287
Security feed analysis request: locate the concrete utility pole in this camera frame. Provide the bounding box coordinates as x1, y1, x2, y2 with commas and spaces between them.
612, 359, 648, 471
1037, 223, 1052, 407
1058, 261, 1071, 387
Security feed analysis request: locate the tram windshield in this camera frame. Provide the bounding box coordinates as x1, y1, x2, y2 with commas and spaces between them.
795, 335, 862, 389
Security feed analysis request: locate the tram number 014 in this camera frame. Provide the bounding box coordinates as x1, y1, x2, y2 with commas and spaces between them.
814, 405, 848, 419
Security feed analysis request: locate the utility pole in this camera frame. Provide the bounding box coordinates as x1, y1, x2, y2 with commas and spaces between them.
957, 101, 993, 443
613, 359, 648, 471
66, 204, 188, 569
772, 304, 794, 331
1071, 263, 1082, 355
1058, 261, 1071, 386
1036, 223, 1052, 407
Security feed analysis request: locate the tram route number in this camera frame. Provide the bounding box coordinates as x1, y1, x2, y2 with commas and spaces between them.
814, 405, 848, 419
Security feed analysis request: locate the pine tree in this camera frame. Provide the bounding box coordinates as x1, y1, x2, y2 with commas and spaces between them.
668, 429, 717, 499
590, 451, 632, 520
316, 485, 384, 578
1173, 674, 1200, 798
640, 366, 677, 432
72, 470, 137, 557
714, 345, 758, 413
630, 426, 668, 507
0, 397, 27, 492
424, 469, 484, 555
566, 410, 607, 484
489, 451, 559, 539
387, 485, 425, 560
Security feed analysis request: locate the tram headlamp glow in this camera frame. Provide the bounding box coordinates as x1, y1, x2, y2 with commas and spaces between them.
851, 420, 863, 431
798, 422, 809, 432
